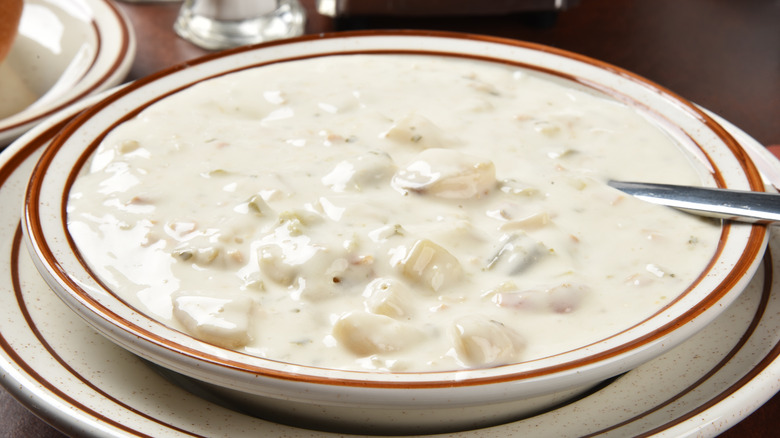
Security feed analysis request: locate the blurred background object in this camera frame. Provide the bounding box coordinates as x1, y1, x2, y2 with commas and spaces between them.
0, 0, 28, 120
316, 0, 580, 17
317, 0, 579, 29
0, 0, 134, 146
174, 0, 305, 50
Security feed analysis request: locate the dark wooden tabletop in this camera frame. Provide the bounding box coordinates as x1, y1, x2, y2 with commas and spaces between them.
1, 0, 778, 436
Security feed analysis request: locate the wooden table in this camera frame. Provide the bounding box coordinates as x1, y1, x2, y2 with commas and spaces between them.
1, 0, 777, 436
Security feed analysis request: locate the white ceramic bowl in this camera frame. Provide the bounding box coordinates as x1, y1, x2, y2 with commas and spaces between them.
22, 31, 769, 434
0, 0, 135, 146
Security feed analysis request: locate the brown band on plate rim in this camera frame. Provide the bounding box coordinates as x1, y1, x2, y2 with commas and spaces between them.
587, 244, 777, 436
7, 223, 208, 438
23, 30, 769, 388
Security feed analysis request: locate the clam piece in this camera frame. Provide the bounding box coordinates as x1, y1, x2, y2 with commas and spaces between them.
487, 231, 549, 275
493, 283, 591, 314
321, 151, 397, 192
399, 239, 463, 293
392, 148, 496, 199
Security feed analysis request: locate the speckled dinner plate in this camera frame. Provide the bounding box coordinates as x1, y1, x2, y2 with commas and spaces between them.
1, 92, 779, 437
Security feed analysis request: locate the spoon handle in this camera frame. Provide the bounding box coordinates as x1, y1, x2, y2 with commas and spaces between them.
608, 180, 780, 224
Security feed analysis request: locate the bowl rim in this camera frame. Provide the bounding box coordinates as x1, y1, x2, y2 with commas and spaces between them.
22, 30, 768, 391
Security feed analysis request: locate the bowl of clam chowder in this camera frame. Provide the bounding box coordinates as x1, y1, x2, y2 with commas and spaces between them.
22, 31, 768, 434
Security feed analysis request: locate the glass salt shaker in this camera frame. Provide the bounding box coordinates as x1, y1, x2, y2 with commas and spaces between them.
174, 0, 306, 51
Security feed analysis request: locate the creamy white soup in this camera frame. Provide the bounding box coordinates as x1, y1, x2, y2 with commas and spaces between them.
67, 54, 721, 372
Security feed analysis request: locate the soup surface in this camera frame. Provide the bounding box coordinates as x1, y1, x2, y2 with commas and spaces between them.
67, 54, 721, 372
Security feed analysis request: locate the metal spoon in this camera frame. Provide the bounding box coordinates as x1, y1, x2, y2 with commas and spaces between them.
608, 180, 780, 224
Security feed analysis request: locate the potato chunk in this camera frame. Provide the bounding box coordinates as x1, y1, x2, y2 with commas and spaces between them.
172, 292, 254, 349
399, 239, 463, 293
258, 244, 299, 286
382, 113, 447, 148
332, 311, 422, 356
451, 316, 526, 367
363, 278, 413, 318
241, 194, 274, 217
392, 148, 496, 199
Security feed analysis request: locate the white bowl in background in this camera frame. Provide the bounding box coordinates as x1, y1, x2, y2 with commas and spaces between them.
0, 0, 135, 146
